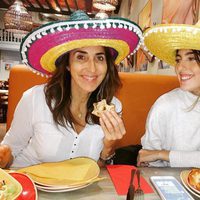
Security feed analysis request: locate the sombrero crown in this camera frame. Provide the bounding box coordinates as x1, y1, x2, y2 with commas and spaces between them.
20, 10, 143, 77
143, 21, 200, 67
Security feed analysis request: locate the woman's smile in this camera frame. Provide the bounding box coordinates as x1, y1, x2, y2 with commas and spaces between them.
81, 74, 99, 82
69, 46, 107, 93
179, 73, 193, 81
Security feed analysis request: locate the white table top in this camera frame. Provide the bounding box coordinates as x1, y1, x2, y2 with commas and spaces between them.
37, 167, 198, 200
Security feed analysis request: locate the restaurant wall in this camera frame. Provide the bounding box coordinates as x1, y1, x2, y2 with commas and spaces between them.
0, 10, 21, 81
0, 10, 49, 81
0, 50, 21, 81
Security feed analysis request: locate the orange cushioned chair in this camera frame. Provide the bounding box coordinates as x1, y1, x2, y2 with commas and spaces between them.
7, 65, 179, 147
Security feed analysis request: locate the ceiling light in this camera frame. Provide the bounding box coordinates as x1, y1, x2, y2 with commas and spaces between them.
93, 0, 118, 19
4, 0, 33, 38
93, 0, 118, 11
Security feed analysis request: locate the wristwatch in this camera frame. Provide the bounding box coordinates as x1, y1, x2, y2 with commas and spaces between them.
99, 152, 115, 165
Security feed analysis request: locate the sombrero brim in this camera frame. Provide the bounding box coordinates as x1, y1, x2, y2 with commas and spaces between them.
144, 24, 200, 66
20, 18, 143, 77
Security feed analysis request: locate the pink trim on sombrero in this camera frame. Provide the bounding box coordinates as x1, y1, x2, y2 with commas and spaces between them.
27, 27, 139, 73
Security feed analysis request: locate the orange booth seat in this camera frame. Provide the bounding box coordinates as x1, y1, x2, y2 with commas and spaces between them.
7, 65, 179, 147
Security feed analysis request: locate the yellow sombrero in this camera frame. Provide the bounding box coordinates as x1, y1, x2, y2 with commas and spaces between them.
143, 21, 200, 66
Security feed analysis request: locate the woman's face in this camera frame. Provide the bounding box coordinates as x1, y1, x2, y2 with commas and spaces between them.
69, 46, 107, 94
175, 49, 200, 96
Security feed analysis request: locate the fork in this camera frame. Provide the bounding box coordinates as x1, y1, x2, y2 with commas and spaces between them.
134, 169, 144, 200
126, 169, 136, 200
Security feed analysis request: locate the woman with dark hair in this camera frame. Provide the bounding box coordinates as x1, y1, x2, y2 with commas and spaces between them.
45, 47, 121, 129
138, 23, 200, 168
0, 10, 143, 168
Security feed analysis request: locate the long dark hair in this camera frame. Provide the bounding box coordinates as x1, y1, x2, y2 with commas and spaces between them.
190, 50, 200, 109
44, 47, 122, 129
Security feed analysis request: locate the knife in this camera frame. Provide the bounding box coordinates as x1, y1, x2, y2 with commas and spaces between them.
126, 169, 136, 200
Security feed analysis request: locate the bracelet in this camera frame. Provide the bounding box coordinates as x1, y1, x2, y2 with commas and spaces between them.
99, 152, 116, 165
100, 152, 116, 161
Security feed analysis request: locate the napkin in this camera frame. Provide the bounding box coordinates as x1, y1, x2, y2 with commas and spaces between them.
107, 165, 154, 195
17, 157, 100, 186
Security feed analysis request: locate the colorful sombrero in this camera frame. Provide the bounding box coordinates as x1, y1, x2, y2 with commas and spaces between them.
143, 22, 200, 67
20, 10, 143, 77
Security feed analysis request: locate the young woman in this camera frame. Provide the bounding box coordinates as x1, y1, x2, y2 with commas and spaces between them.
0, 10, 143, 168
138, 23, 200, 168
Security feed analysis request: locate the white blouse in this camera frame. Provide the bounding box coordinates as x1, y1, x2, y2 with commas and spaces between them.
2, 84, 122, 168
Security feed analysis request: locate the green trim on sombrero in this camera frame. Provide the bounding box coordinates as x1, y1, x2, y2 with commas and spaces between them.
41, 39, 129, 72
144, 24, 200, 66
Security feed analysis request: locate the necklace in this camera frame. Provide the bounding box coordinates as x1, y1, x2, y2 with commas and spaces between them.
71, 102, 85, 119
78, 112, 82, 118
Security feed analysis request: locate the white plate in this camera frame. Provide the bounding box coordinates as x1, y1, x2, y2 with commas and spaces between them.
188, 184, 200, 195
36, 183, 91, 193
34, 180, 92, 189
35, 182, 90, 190
34, 176, 105, 190
180, 170, 200, 199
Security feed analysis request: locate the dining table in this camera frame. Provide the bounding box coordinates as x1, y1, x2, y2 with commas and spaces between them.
37, 167, 199, 200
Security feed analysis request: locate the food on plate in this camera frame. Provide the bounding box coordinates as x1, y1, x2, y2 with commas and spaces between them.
92, 99, 115, 117
188, 169, 200, 191
0, 180, 16, 200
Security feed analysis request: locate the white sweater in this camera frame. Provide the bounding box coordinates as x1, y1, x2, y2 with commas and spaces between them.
141, 88, 200, 167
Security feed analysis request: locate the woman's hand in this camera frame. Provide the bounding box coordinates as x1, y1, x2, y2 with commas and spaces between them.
137, 149, 170, 167
0, 145, 13, 168
99, 110, 126, 159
